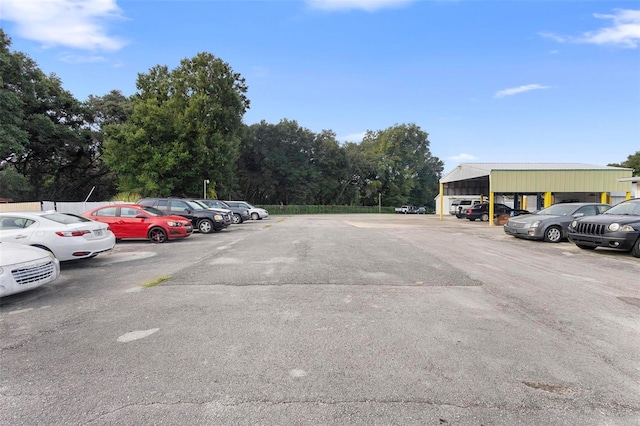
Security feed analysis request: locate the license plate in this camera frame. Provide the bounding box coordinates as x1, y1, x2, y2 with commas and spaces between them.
94, 229, 103, 236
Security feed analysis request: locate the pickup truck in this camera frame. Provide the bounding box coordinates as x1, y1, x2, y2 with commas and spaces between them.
394, 205, 415, 214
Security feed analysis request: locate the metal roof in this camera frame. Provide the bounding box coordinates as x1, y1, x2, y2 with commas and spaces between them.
441, 163, 632, 183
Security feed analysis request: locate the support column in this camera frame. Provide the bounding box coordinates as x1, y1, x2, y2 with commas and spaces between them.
600, 192, 609, 204
522, 195, 528, 211
544, 192, 553, 208
489, 192, 495, 227
626, 192, 632, 200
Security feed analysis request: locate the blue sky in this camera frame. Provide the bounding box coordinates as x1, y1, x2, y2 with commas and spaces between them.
1, 0, 639, 173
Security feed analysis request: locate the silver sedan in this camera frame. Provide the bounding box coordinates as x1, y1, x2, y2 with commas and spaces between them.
503, 202, 610, 243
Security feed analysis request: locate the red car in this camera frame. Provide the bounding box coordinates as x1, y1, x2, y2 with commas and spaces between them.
82, 204, 193, 243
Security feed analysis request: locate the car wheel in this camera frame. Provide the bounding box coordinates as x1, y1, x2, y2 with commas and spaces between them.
631, 237, 640, 258
468, 218, 476, 221
198, 219, 213, 234
543, 226, 562, 243
481, 213, 489, 222
576, 244, 596, 250
148, 227, 167, 243
232, 214, 242, 224
251, 212, 259, 220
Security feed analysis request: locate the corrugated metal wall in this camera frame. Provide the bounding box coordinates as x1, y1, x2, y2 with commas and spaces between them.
491, 170, 633, 192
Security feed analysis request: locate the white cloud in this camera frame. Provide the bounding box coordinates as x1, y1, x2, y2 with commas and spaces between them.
449, 153, 478, 162
306, 0, 414, 12
59, 53, 108, 63
494, 84, 551, 99
541, 8, 640, 49
338, 131, 366, 143
1, 0, 127, 51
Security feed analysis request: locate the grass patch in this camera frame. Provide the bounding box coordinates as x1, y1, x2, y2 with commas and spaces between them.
142, 275, 172, 288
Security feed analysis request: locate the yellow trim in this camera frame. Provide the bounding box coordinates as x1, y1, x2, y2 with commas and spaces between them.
626, 192, 632, 200
489, 192, 495, 227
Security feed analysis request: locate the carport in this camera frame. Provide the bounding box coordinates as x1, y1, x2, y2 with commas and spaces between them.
438, 163, 634, 226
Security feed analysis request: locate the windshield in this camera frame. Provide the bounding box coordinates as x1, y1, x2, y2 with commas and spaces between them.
139, 206, 166, 216
42, 212, 92, 224
186, 201, 207, 210
603, 200, 640, 216
536, 204, 579, 216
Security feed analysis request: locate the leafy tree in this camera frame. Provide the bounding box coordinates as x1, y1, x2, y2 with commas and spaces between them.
0, 29, 116, 201
103, 53, 249, 197
238, 119, 318, 204
359, 123, 443, 207
609, 151, 640, 176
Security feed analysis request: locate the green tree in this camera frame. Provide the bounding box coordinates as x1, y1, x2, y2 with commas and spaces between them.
360, 123, 443, 207
0, 29, 116, 201
609, 151, 640, 176
238, 119, 318, 204
104, 53, 249, 197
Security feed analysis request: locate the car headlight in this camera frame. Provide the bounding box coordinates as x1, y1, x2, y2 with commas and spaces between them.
619, 225, 635, 232
530, 220, 540, 228
608, 223, 620, 232
570, 220, 578, 228
214, 215, 222, 220
167, 221, 181, 227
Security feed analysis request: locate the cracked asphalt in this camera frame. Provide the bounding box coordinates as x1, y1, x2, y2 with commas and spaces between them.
1, 214, 639, 425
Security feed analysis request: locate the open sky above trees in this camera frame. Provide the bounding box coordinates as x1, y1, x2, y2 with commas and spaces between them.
1, 0, 638, 172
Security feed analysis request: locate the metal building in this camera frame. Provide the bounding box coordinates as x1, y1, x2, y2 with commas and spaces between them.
438, 163, 634, 224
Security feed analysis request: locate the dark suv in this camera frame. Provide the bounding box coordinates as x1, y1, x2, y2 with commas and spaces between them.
568, 198, 640, 257
465, 202, 529, 222
195, 199, 250, 224
137, 197, 227, 234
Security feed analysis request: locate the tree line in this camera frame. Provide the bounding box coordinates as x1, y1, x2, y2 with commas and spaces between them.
1, 29, 637, 208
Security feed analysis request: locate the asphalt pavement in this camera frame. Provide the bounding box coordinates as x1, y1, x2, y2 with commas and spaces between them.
2, 214, 639, 425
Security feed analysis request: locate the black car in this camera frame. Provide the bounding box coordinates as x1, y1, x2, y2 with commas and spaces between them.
196, 199, 250, 224
567, 198, 640, 257
464, 202, 529, 222
137, 197, 227, 234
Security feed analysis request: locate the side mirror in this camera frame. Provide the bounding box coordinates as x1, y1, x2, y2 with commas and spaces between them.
573, 213, 585, 218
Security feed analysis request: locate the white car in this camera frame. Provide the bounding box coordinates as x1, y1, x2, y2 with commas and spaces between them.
0, 242, 60, 297
223, 201, 269, 220
0, 211, 115, 261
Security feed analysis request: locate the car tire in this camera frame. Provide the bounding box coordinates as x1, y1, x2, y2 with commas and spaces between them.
543, 226, 562, 243
576, 244, 596, 250
251, 212, 259, 220
631, 237, 640, 258
481, 213, 489, 222
468, 218, 476, 221
148, 227, 167, 243
198, 219, 214, 234
232, 214, 242, 224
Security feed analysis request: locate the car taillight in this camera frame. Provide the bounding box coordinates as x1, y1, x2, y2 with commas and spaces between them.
55, 230, 91, 237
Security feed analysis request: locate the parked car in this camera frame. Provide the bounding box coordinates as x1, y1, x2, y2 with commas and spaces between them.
503, 202, 610, 243
450, 200, 481, 218
464, 202, 529, 222
0, 242, 61, 297
567, 198, 640, 257
196, 199, 250, 224
394, 205, 415, 214
82, 204, 193, 243
413, 207, 427, 214
0, 211, 115, 261
223, 201, 269, 220
137, 198, 227, 233
188, 200, 232, 228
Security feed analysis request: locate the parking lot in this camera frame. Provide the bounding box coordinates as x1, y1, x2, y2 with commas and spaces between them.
2, 214, 639, 425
